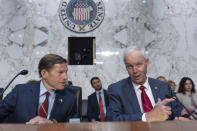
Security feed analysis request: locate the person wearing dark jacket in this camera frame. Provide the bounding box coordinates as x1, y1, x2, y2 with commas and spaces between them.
0, 54, 77, 124
87, 77, 109, 122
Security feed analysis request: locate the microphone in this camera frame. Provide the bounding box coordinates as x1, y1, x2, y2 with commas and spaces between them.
20, 70, 28, 75
0, 70, 28, 98
166, 94, 197, 120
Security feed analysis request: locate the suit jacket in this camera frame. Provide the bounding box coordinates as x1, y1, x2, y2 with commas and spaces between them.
87, 89, 109, 121
0, 81, 77, 123
106, 77, 182, 121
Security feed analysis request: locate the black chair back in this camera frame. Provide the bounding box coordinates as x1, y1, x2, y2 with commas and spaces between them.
67, 86, 82, 119
81, 99, 88, 121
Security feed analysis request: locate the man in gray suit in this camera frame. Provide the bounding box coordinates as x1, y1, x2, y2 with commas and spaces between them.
106, 46, 183, 122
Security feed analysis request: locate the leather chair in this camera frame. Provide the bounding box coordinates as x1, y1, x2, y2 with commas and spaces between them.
81, 99, 88, 121
66, 86, 82, 119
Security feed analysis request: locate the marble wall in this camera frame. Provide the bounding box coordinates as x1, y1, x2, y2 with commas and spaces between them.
0, 0, 197, 99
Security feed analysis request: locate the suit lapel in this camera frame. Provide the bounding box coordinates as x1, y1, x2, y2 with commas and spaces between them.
148, 78, 160, 103
50, 92, 62, 119
123, 78, 141, 113
93, 92, 99, 111
50, 90, 69, 120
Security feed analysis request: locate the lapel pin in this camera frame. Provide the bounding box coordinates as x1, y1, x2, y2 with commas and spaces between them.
59, 98, 63, 103
154, 86, 158, 90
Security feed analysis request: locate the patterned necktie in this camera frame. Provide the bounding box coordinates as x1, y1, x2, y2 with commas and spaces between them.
38, 91, 49, 118
139, 86, 153, 113
99, 92, 105, 121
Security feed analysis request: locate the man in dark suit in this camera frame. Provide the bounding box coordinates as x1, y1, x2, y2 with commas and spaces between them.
87, 77, 109, 122
106, 46, 183, 122
0, 54, 77, 124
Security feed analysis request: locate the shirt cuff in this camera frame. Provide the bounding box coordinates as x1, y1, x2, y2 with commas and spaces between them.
142, 113, 147, 122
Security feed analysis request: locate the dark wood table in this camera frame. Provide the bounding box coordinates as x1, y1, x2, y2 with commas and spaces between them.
0, 121, 196, 131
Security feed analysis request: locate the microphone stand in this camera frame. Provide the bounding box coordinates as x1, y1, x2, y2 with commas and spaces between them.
0, 70, 28, 98
176, 97, 197, 120
166, 94, 197, 120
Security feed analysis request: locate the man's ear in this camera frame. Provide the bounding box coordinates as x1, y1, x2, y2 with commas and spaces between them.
41, 69, 48, 79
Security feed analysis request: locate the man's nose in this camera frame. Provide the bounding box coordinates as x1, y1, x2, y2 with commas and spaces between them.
132, 66, 138, 73
63, 72, 68, 80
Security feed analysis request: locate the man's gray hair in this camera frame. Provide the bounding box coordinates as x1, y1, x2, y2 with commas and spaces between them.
123, 46, 149, 62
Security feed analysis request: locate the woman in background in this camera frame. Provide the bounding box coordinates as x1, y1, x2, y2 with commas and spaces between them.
177, 77, 197, 110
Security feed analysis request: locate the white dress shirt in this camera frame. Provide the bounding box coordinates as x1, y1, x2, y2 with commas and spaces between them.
132, 77, 155, 121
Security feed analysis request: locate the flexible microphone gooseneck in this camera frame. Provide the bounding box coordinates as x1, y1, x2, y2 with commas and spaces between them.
166, 94, 197, 120
0, 70, 28, 98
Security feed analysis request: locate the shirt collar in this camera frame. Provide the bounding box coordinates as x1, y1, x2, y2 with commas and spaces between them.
40, 80, 55, 96
132, 76, 150, 91
96, 88, 103, 94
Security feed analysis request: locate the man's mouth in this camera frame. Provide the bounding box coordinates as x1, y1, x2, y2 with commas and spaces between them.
134, 75, 141, 80
60, 82, 66, 86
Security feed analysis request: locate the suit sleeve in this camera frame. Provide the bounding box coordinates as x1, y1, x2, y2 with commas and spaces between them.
0, 85, 18, 122
106, 85, 143, 121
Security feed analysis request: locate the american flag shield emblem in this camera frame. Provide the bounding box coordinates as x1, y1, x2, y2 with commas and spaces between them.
59, 0, 105, 32
73, 0, 92, 21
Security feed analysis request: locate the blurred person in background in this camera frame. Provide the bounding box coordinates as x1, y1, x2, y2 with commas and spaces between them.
177, 77, 197, 111
87, 77, 109, 122
156, 76, 167, 82
168, 80, 176, 92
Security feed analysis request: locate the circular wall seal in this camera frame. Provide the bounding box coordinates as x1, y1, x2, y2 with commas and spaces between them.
59, 0, 105, 33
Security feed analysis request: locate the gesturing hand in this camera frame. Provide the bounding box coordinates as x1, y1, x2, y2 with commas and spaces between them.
145, 98, 174, 122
